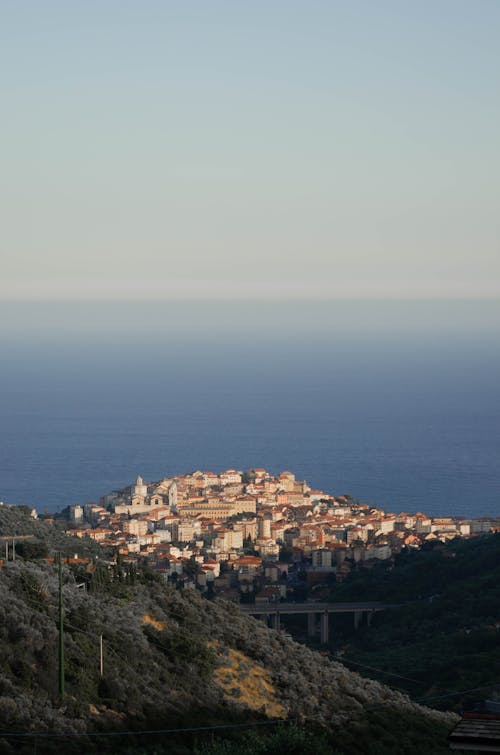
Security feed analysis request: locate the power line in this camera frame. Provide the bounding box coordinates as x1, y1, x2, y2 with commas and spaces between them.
50, 597, 199, 681
2, 682, 500, 740
21, 581, 500, 699
355, 682, 500, 717
338, 654, 469, 700
9, 564, 500, 723
22, 579, 219, 668
0, 718, 286, 740
340, 657, 423, 685
414, 683, 500, 705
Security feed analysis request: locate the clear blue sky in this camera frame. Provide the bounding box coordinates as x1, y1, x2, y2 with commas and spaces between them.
1, 1, 499, 299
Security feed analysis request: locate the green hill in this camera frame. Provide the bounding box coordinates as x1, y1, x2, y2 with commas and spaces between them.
330, 534, 500, 707
0, 543, 456, 753
0, 505, 103, 559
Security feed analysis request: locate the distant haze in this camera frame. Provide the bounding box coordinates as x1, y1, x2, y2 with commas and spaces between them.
1, 300, 499, 516
1, 299, 499, 340
1, 1, 499, 300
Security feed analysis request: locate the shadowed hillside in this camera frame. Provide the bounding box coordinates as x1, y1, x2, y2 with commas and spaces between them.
330, 534, 500, 706
0, 552, 457, 754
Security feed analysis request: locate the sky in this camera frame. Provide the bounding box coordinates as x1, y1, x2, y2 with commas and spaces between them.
1, 0, 499, 300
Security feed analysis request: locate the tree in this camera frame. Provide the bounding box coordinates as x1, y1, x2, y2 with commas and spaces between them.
279, 545, 294, 563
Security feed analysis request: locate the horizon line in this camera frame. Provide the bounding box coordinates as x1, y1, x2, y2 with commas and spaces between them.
1, 296, 500, 304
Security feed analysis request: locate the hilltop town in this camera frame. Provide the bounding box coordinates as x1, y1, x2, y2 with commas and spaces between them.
1, 472, 498, 754
48, 468, 499, 604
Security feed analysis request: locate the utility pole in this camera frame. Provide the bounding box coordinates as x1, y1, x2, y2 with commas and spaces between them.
58, 553, 65, 699
12, 538, 15, 561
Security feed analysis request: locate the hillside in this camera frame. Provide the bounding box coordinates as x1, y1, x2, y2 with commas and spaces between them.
0, 553, 457, 755
330, 534, 500, 706
0, 505, 104, 559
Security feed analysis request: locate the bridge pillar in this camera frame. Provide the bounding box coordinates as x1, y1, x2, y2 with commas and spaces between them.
271, 611, 280, 631
367, 611, 373, 627
307, 612, 316, 637
354, 610, 363, 630
320, 611, 329, 644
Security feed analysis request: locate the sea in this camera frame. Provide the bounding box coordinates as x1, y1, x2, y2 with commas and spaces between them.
0, 300, 499, 518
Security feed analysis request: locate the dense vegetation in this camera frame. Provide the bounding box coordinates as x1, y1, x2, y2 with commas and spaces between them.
330, 534, 500, 707
0, 508, 457, 755
0, 505, 104, 558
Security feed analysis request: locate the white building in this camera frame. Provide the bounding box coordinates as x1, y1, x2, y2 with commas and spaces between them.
312, 548, 333, 568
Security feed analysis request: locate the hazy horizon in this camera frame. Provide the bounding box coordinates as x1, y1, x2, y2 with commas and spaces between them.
1, 299, 499, 517
2, 297, 499, 331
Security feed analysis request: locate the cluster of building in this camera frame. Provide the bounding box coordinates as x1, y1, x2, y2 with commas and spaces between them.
65, 468, 500, 603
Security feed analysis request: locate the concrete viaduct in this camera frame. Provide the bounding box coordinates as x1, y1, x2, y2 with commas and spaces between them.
0, 535, 36, 561
240, 601, 389, 644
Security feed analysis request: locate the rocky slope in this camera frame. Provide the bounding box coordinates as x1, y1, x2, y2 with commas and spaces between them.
0, 556, 457, 754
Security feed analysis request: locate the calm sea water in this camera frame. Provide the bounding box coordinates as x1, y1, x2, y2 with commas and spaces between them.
0, 302, 499, 517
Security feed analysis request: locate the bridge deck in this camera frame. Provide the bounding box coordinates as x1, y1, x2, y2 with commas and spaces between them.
239, 601, 388, 615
